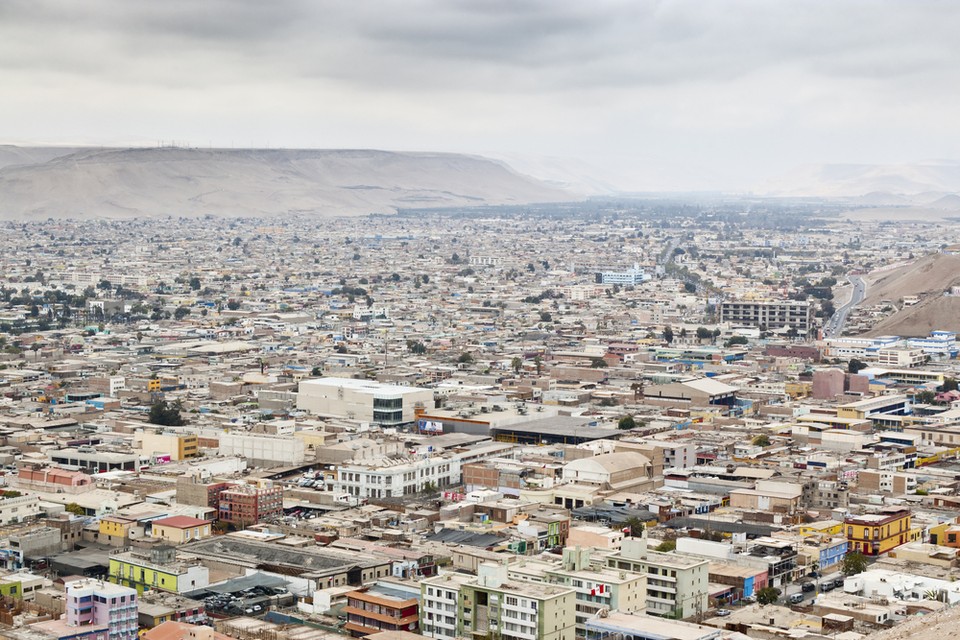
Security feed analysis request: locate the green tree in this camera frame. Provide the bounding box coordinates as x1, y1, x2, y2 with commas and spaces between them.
725, 335, 748, 347
655, 539, 676, 552
64, 503, 86, 516
226, 299, 241, 311
752, 434, 771, 447
942, 377, 959, 392
842, 551, 868, 576
662, 326, 674, 344
189, 276, 201, 290
311, 366, 322, 376
174, 306, 191, 320
590, 357, 608, 368
620, 516, 645, 538
457, 352, 474, 364
915, 390, 936, 404
148, 399, 186, 427
696, 327, 713, 341
511, 357, 523, 375
756, 586, 782, 605
618, 415, 637, 430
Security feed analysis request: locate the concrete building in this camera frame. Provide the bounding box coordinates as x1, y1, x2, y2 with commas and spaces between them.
139, 431, 199, 461
605, 535, 709, 619
561, 452, 654, 490
844, 508, 915, 556
420, 562, 576, 640
0, 492, 41, 525
217, 432, 305, 466
65, 578, 139, 640
297, 377, 433, 426
217, 480, 283, 527
109, 546, 209, 594
719, 299, 812, 334
150, 516, 213, 544
344, 583, 420, 637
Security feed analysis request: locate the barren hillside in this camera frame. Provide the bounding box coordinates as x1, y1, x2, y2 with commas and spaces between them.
0, 147, 576, 219
861, 253, 960, 336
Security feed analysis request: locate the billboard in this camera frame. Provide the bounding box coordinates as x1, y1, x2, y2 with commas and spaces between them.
418, 419, 443, 434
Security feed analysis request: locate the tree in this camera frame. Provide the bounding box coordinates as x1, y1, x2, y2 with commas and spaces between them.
841, 551, 868, 576
226, 299, 241, 311
457, 352, 474, 364
848, 358, 867, 374
662, 326, 674, 344
943, 377, 959, 392
590, 357, 608, 368
696, 327, 713, 341
756, 586, 781, 605
618, 415, 637, 430
148, 399, 186, 427
511, 357, 523, 375
189, 276, 201, 290
683, 281, 697, 293
174, 306, 191, 320
725, 335, 748, 347
64, 503, 86, 516
620, 516, 645, 537
311, 366, 322, 376
915, 390, 936, 404
655, 540, 676, 552
752, 434, 771, 447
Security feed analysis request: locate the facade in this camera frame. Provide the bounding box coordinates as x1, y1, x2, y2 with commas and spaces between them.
150, 516, 213, 544
297, 377, 434, 426
0, 492, 40, 525
596, 264, 650, 285
844, 508, 915, 556
140, 431, 199, 461
216, 432, 305, 466
420, 563, 576, 640
109, 546, 210, 594
719, 299, 812, 334
217, 480, 283, 527
65, 578, 139, 640
344, 585, 420, 637
605, 537, 709, 619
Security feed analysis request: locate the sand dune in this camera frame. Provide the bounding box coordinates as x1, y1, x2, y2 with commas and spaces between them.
0, 147, 576, 219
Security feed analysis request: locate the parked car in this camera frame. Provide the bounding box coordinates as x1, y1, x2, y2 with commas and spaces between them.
821, 581, 836, 592
801, 582, 816, 593
789, 593, 804, 604
716, 609, 733, 617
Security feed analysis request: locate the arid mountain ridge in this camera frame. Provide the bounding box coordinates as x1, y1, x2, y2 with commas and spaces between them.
0, 146, 576, 219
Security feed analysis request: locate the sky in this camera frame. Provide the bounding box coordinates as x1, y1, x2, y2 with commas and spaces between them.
2, 0, 960, 191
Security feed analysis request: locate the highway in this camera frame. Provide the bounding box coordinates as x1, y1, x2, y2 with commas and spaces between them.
824, 275, 866, 338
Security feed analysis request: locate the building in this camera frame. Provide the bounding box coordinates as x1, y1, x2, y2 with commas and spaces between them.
217, 480, 283, 527
719, 300, 812, 335
844, 508, 915, 556
0, 492, 40, 525
108, 546, 209, 594
560, 452, 654, 490
65, 578, 138, 640
297, 377, 434, 426
344, 584, 420, 637
15, 466, 94, 494
47, 446, 142, 473
596, 264, 650, 285
150, 516, 213, 544
605, 535, 709, 619
216, 432, 305, 467
584, 611, 722, 640
139, 431, 199, 461
420, 562, 576, 640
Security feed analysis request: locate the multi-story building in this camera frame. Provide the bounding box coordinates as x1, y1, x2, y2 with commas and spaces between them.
508, 548, 647, 636
108, 545, 209, 594
595, 264, 650, 285
719, 299, 812, 335
139, 431, 199, 461
217, 480, 283, 527
297, 377, 434, 426
844, 508, 915, 556
420, 563, 576, 640
0, 492, 41, 525
605, 535, 709, 620
65, 578, 138, 640
344, 584, 420, 637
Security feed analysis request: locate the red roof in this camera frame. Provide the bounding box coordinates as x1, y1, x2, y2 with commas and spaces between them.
152, 515, 210, 529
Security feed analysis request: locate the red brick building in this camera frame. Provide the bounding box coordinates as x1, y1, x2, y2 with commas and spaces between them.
217, 481, 283, 527
344, 586, 419, 637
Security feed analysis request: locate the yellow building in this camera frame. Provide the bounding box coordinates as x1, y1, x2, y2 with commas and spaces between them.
99, 515, 138, 546
844, 508, 916, 556
799, 519, 844, 536
150, 515, 212, 544
140, 431, 199, 461
109, 546, 209, 594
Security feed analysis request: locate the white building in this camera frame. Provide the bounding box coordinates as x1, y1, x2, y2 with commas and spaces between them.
297, 377, 434, 426
0, 493, 41, 525
217, 432, 305, 466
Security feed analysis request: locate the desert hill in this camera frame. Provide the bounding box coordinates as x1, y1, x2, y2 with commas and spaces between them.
862, 253, 960, 336
0, 147, 576, 219
760, 161, 960, 198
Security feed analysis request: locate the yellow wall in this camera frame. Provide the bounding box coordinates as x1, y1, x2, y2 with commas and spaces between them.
109, 558, 178, 594
152, 522, 211, 544
100, 518, 132, 537
845, 513, 912, 556
800, 521, 843, 536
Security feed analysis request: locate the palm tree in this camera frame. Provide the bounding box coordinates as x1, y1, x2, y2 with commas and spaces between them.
511, 356, 523, 376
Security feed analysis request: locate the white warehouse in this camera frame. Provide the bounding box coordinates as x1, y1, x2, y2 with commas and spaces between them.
297, 377, 433, 426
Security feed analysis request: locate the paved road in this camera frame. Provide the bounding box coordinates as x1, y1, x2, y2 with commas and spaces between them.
825, 275, 866, 338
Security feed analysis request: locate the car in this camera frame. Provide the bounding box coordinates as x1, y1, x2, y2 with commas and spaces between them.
789, 593, 804, 604
801, 583, 816, 593
716, 609, 733, 617
741, 595, 756, 604
821, 581, 835, 592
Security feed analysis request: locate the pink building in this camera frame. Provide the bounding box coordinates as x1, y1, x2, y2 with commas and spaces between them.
64, 578, 138, 640
16, 465, 94, 494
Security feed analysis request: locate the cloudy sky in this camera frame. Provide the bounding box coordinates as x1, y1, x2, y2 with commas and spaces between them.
2, 0, 959, 191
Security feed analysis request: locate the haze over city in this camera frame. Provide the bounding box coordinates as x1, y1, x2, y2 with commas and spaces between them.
3, 1, 960, 191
